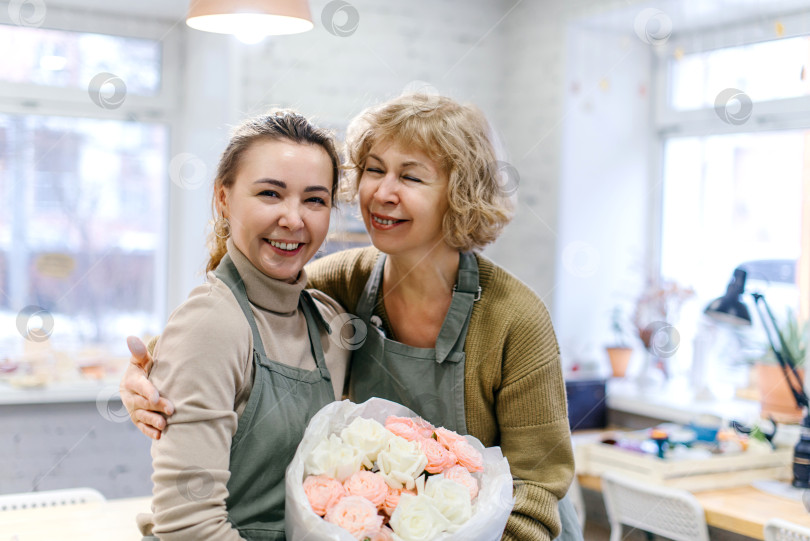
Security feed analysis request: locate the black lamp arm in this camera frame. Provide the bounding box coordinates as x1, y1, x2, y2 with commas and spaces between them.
751, 292, 809, 409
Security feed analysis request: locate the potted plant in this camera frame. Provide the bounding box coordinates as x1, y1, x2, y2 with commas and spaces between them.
606, 307, 634, 377
631, 277, 695, 381
752, 308, 808, 423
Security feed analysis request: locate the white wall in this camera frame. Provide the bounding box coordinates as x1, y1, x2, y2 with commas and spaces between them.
554, 15, 654, 373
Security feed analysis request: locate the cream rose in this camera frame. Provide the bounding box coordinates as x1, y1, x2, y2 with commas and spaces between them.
340, 416, 392, 466
423, 474, 473, 531
389, 493, 450, 541
376, 436, 428, 490
304, 434, 365, 482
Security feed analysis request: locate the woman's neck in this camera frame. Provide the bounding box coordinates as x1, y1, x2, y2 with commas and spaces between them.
382, 244, 460, 301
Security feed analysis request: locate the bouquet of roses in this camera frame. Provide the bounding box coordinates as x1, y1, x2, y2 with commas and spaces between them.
285, 398, 514, 541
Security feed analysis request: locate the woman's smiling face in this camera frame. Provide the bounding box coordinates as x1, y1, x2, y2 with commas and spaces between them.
218, 139, 333, 282
358, 141, 450, 257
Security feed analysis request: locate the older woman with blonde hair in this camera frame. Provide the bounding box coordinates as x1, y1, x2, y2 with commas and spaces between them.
123, 93, 580, 541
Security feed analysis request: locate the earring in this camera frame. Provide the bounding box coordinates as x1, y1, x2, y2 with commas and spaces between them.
214, 217, 231, 239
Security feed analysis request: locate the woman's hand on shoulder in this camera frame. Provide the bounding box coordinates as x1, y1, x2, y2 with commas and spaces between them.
120, 336, 174, 440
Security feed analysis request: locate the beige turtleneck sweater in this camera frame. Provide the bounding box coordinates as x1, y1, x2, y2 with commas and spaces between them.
137, 240, 349, 540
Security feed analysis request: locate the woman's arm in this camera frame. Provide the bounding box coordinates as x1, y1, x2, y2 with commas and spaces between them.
496, 299, 575, 541
143, 284, 252, 541
304, 247, 379, 313
120, 247, 378, 440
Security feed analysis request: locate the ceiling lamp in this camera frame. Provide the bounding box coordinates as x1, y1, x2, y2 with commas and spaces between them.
186, 0, 314, 42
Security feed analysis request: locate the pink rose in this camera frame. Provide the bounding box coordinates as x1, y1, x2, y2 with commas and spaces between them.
382, 486, 416, 516
420, 437, 457, 474
443, 465, 479, 500
303, 474, 346, 516
412, 417, 436, 439
369, 525, 395, 541
451, 439, 484, 472
325, 495, 384, 540
385, 416, 416, 428
343, 470, 389, 509
384, 417, 420, 442
434, 427, 467, 450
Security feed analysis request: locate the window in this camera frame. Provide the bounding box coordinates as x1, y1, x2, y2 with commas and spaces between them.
656, 28, 810, 384
0, 25, 162, 95
0, 15, 177, 387
669, 36, 810, 110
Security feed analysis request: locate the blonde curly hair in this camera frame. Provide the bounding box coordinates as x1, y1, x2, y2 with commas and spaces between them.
342, 93, 515, 252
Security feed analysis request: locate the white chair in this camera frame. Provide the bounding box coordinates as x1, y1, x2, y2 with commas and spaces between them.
601, 472, 709, 541
0, 487, 106, 512
765, 518, 810, 541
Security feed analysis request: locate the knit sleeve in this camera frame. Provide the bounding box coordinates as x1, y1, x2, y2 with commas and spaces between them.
497, 297, 574, 541
304, 247, 378, 313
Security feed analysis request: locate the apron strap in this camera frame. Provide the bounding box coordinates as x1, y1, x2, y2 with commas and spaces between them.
300, 290, 332, 380
356, 253, 386, 322
215, 254, 330, 380
435, 252, 479, 363
214, 254, 268, 356
454, 251, 481, 298
356, 251, 480, 365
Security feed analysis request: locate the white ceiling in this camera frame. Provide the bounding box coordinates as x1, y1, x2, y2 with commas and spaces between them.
35, 0, 810, 33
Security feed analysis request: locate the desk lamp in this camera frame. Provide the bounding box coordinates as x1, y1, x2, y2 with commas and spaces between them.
704, 262, 810, 489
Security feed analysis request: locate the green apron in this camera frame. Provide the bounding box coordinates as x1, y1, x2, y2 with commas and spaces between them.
348, 252, 476, 434
349, 252, 583, 541
218, 255, 335, 540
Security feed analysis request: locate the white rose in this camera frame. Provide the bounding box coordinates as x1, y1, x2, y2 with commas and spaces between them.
340, 416, 392, 467
390, 493, 450, 541
377, 436, 428, 490
423, 474, 472, 531
304, 434, 364, 482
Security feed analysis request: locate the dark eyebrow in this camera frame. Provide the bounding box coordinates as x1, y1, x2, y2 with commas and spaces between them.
254, 178, 286, 188
254, 178, 330, 194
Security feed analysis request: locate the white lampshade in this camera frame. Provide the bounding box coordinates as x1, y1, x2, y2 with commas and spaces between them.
186, 0, 314, 37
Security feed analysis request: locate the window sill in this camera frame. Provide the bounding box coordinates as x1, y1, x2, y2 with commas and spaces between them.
606, 376, 761, 426
0, 379, 121, 405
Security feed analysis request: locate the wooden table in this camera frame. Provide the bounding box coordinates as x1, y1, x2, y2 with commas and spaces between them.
1, 496, 151, 540
579, 474, 810, 540
4, 482, 809, 541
